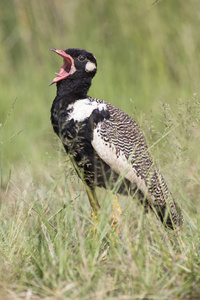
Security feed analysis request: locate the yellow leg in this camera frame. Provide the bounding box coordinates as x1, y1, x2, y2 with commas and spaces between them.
111, 195, 122, 234
85, 185, 100, 215
86, 186, 122, 237
85, 185, 100, 237
91, 211, 99, 237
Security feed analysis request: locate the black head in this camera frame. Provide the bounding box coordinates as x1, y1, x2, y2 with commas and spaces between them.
49, 48, 97, 86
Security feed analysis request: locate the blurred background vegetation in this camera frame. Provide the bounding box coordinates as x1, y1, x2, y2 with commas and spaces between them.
0, 0, 200, 183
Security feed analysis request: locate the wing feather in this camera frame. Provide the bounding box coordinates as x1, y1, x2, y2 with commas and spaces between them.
91, 102, 178, 208
89, 97, 183, 227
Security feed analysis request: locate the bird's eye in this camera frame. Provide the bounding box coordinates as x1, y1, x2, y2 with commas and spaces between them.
78, 55, 86, 62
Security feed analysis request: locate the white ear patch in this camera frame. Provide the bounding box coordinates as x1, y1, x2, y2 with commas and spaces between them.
85, 61, 96, 72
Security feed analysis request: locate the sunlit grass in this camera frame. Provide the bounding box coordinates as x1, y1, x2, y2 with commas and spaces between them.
0, 172, 200, 299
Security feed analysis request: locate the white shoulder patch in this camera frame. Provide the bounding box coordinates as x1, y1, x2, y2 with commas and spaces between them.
68, 98, 107, 122
85, 61, 96, 72
92, 126, 156, 203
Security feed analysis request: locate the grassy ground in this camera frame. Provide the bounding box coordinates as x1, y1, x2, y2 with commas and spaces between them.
1, 0, 200, 299
1, 97, 200, 299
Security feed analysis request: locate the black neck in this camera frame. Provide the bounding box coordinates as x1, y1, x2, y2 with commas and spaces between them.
51, 76, 92, 135
56, 76, 92, 100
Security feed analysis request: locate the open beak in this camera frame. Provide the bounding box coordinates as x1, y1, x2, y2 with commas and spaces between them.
49, 48, 74, 86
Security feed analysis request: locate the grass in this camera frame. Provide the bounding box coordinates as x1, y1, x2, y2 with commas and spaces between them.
1, 0, 200, 298
1, 96, 200, 299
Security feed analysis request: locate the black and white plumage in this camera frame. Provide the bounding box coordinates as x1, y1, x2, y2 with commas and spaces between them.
50, 48, 183, 228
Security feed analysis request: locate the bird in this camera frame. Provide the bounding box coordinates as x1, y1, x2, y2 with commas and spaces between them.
49, 47, 183, 229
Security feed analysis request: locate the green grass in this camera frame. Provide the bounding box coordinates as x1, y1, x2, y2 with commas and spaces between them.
1, 0, 200, 298
1, 97, 200, 299
0, 161, 200, 299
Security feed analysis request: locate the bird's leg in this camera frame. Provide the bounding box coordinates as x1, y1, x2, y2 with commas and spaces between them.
85, 185, 100, 215
85, 185, 100, 236
111, 195, 122, 234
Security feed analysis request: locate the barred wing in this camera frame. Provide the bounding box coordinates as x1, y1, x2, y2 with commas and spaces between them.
91, 101, 183, 227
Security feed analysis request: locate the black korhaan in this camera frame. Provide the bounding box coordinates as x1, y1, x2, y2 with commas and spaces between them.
50, 48, 183, 228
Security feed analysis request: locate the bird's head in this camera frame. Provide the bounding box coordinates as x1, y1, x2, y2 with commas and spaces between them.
49, 48, 97, 86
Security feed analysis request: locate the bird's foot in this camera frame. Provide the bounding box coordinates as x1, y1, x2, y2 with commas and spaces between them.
91, 211, 98, 238
111, 196, 122, 234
